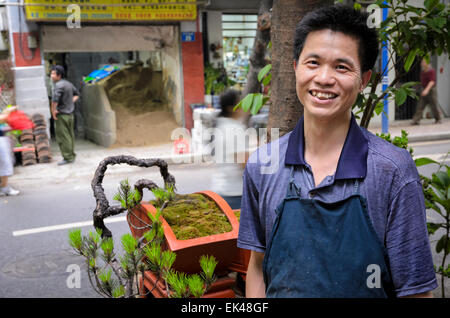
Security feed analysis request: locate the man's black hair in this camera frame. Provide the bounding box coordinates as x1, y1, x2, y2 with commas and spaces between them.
219, 89, 241, 117
293, 4, 379, 73
51, 65, 65, 78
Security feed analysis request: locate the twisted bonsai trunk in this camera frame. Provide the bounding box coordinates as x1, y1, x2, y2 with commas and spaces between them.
91, 155, 176, 238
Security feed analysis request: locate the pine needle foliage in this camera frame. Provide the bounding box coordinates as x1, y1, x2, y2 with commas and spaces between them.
67, 178, 218, 298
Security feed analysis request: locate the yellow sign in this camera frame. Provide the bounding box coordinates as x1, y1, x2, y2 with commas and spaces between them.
24, 0, 197, 21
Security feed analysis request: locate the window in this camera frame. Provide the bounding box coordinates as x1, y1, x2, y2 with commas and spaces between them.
222, 14, 257, 85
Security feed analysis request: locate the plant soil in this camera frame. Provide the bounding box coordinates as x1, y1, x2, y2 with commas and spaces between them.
150, 193, 233, 240
100, 65, 180, 148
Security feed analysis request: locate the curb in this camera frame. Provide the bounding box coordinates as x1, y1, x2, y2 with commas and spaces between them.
407, 132, 450, 143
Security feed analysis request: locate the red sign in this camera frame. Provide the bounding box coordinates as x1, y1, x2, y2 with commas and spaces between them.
174, 137, 190, 154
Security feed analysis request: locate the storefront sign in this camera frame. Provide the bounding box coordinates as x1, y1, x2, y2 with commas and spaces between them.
24, 0, 197, 22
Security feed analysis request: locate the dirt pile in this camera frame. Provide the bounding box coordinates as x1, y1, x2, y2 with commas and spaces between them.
111, 104, 179, 147
100, 64, 179, 147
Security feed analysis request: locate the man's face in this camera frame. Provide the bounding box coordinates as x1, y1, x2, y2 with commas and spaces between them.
294, 29, 371, 123
50, 70, 61, 83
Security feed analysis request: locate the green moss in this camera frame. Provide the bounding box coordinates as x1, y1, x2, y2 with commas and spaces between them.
234, 210, 240, 222
150, 193, 232, 240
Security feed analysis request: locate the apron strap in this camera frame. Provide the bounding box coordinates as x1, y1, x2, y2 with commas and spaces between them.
287, 165, 301, 197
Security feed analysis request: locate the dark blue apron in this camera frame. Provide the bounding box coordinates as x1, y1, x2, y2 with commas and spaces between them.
262, 166, 394, 298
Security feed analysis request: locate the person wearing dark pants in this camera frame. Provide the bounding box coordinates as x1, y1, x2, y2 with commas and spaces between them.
55, 113, 76, 163
412, 59, 441, 125
50, 65, 80, 165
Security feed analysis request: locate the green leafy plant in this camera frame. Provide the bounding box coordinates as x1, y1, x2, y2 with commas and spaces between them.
204, 63, 236, 96
112, 179, 141, 210
200, 254, 218, 289
234, 1, 450, 128
380, 132, 450, 298
204, 63, 220, 95
187, 274, 206, 298
376, 129, 414, 156
151, 184, 175, 208
356, 0, 450, 128
234, 63, 271, 115
416, 153, 450, 298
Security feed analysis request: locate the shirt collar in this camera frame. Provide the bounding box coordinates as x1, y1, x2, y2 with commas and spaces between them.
285, 113, 368, 180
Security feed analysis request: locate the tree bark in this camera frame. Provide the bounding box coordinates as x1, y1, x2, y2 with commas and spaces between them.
242, 0, 273, 97
267, 0, 333, 139
240, 0, 273, 124
91, 155, 176, 238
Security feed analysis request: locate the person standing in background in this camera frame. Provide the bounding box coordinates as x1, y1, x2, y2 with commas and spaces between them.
411, 58, 441, 125
50, 65, 80, 166
210, 89, 248, 209
0, 106, 20, 196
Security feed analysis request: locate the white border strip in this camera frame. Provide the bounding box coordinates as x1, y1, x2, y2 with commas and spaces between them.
12, 216, 127, 237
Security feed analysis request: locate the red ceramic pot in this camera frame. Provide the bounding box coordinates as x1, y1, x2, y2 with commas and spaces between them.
140, 271, 236, 298
128, 191, 239, 275
228, 210, 251, 277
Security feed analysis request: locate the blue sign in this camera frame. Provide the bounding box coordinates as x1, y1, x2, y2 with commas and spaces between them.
182, 32, 195, 42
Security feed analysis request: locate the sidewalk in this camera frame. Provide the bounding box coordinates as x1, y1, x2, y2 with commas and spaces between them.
10, 117, 450, 187
368, 117, 450, 142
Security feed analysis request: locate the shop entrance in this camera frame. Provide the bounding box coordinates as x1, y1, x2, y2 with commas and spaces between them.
41, 25, 183, 148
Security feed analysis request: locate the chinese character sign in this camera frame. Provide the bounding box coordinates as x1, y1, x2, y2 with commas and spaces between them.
24, 0, 197, 21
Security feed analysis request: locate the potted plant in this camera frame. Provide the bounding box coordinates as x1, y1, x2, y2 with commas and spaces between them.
204, 63, 237, 108
68, 220, 225, 298
128, 189, 240, 275
204, 63, 219, 107
90, 155, 240, 297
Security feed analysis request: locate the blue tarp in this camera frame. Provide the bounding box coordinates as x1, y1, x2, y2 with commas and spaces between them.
83, 65, 120, 83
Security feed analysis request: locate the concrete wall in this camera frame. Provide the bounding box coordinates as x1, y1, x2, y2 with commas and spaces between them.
7, 2, 49, 120
160, 26, 184, 126
436, 53, 449, 117
81, 84, 116, 147
13, 65, 51, 119
206, 11, 223, 68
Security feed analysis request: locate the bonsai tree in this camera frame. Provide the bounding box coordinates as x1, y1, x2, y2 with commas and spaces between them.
68, 179, 219, 298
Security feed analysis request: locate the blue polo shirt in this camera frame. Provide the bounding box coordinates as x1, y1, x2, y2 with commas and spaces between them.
237, 114, 437, 297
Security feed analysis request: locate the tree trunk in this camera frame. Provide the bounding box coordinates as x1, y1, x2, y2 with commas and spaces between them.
267, 0, 333, 140
242, 0, 273, 97
241, 0, 273, 124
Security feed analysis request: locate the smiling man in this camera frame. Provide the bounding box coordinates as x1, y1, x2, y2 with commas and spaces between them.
237, 5, 437, 298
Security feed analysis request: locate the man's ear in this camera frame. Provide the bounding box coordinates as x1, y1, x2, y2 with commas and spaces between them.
293, 60, 297, 70
361, 70, 372, 91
